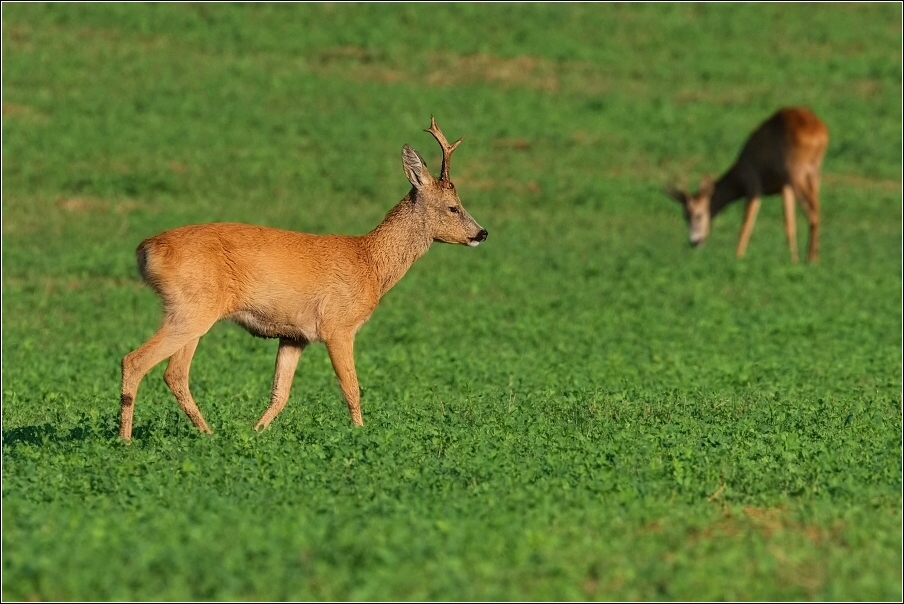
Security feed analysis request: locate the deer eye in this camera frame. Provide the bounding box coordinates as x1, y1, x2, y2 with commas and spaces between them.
448, 206, 459, 214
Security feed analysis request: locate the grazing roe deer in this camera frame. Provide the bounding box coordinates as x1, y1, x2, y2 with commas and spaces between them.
666, 106, 829, 262
119, 117, 487, 440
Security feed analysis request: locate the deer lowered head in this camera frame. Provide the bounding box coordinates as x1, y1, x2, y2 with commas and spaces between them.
666, 175, 716, 248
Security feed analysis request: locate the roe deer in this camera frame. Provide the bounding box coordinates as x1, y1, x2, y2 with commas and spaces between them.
666, 106, 829, 262
119, 117, 487, 440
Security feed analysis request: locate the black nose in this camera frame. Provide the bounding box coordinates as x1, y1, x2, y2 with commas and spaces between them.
474, 229, 488, 242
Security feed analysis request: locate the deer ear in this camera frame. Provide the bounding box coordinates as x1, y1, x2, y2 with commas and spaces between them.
402, 145, 433, 189
665, 185, 687, 204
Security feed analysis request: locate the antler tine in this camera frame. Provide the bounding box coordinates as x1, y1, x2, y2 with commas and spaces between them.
424, 115, 463, 181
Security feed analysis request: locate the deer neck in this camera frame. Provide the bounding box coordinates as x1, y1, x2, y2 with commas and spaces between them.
363, 195, 432, 297
709, 168, 747, 218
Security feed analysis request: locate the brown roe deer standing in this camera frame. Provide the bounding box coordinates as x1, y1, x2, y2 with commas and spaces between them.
666, 106, 829, 262
119, 117, 487, 440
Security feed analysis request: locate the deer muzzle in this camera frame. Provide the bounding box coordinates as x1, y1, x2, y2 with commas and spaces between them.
468, 229, 488, 247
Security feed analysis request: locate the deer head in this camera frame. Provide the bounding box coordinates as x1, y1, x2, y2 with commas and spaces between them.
667, 175, 715, 247
402, 116, 487, 247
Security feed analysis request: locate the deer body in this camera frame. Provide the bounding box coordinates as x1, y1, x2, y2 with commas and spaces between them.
668, 107, 829, 262
120, 118, 486, 440
140, 225, 399, 343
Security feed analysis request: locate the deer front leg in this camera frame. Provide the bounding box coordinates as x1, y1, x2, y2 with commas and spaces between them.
781, 185, 800, 263
255, 338, 305, 431
325, 335, 363, 426
736, 197, 761, 258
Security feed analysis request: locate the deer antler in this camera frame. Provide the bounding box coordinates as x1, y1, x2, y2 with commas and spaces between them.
425, 115, 462, 182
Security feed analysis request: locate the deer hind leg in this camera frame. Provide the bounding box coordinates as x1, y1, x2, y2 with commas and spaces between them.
798, 173, 821, 263
781, 185, 800, 264
254, 338, 306, 431
325, 335, 363, 426
120, 317, 215, 440
163, 337, 211, 434
736, 197, 761, 258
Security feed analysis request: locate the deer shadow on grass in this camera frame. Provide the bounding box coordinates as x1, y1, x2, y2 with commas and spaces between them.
1, 412, 234, 449
1, 418, 118, 448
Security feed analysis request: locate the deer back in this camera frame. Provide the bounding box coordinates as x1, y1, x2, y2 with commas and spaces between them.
732, 107, 829, 197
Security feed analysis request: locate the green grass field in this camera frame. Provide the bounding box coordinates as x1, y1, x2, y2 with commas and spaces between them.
2, 3, 901, 600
